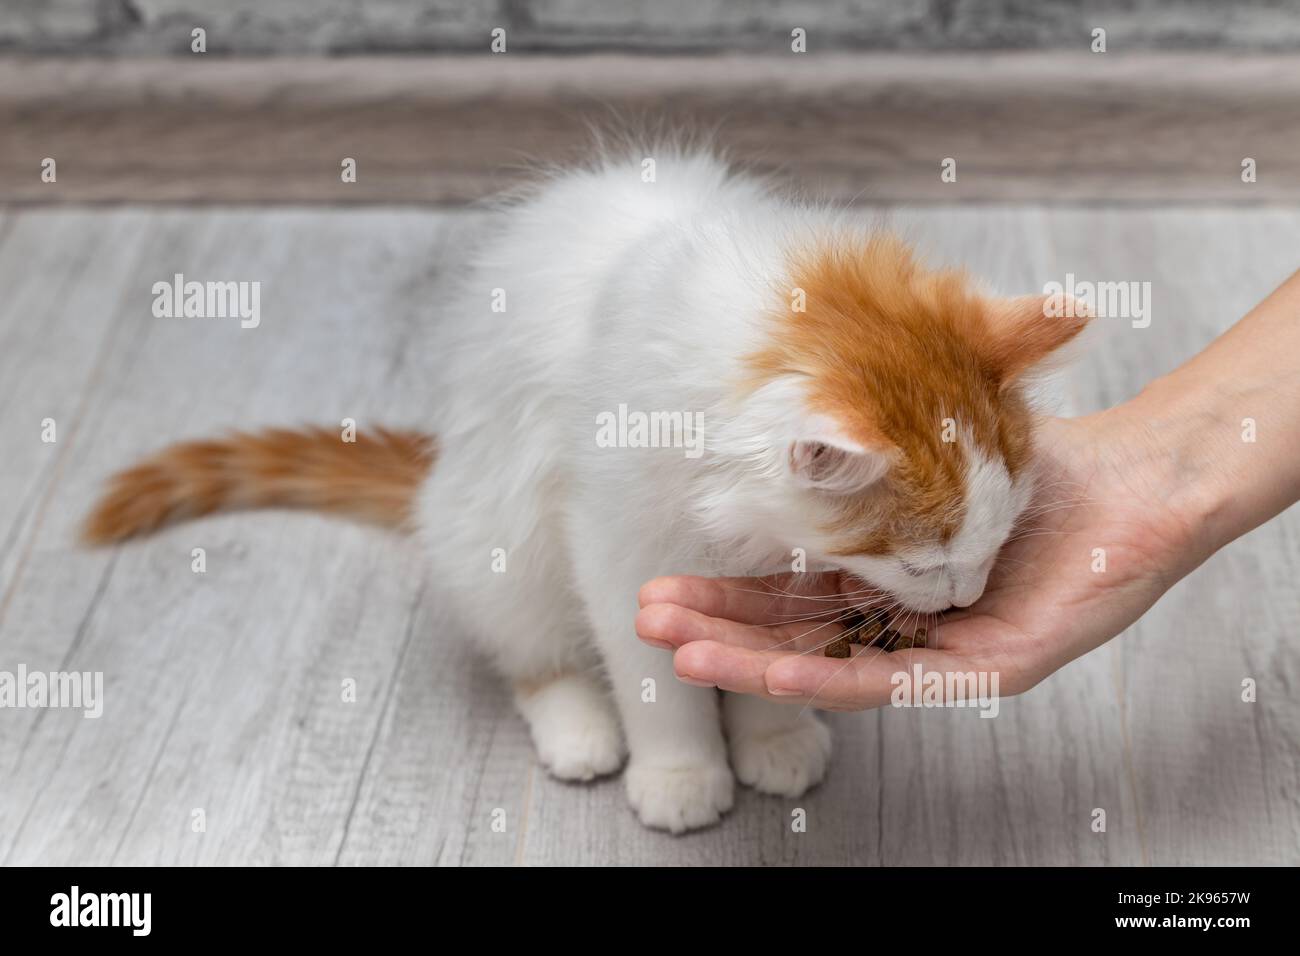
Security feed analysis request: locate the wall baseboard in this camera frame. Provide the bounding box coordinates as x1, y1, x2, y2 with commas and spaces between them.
2, 54, 1296, 204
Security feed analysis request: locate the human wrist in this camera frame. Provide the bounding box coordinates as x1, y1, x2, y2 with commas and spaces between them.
1123, 366, 1298, 569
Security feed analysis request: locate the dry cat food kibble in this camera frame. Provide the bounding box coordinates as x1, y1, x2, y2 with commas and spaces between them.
844, 607, 888, 644
895, 626, 929, 650
826, 607, 908, 655
840, 609, 867, 643
866, 624, 929, 651
877, 628, 904, 649
862, 608, 888, 635
824, 636, 852, 658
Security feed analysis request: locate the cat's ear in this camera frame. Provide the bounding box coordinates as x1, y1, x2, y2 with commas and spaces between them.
983, 293, 1093, 382
789, 415, 890, 494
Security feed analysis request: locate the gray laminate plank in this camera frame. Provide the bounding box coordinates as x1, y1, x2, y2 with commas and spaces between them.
0, 209, 492, 865
1, 205, 1295, 866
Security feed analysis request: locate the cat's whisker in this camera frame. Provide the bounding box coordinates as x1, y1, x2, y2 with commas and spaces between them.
729, 578, 889, 600
756, 603, 868, 633
792, 597, 921, 717
1015, 499, 1093, 520
788, 596, 907, 651
1006, 527, 1082, 542
763, 604, 884, 650
1024, 479, 1090, 499
723, 585, 888, 603
775, 595, 911, 652
1019, 502, 1092, 515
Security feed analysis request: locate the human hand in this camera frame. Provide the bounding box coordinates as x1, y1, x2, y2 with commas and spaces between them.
636, 404, 1212, 710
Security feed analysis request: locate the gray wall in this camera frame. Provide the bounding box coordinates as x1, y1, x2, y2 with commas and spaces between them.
4, 0, 1300, 54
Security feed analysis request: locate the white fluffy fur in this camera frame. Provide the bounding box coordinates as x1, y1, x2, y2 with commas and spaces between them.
415, 151, 1031, 832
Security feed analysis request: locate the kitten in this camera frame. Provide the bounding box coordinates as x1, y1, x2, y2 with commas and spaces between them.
85, 149, 1090, 832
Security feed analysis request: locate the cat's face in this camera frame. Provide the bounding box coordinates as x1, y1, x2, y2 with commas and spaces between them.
739, 235, 1090, 613
827, 441, 1035, 613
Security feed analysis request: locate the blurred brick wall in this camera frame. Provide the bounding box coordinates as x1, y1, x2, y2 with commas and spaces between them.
4, 0, 1300, 54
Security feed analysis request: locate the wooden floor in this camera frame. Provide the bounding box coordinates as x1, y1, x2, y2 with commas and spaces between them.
0, 204, 1297, 865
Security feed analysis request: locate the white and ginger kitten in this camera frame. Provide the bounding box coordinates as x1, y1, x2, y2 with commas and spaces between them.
86, 150, 1091, 832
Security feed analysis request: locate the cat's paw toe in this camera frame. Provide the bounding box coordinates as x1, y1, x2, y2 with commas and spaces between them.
624, 760, 735, 833
729, 715, 832, 797
515, 675, 626, 782
536, 721, 627, 782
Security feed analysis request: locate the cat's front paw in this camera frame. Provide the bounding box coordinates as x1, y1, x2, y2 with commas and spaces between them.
624, 759, 735, 834
536, 718, 626, 782
514, 674, 626, 783
729, 714, 832, 798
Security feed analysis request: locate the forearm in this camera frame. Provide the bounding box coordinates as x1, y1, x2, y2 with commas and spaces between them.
1124, 268, 1300, 564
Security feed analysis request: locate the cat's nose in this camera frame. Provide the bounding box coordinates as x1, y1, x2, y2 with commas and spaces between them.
949, 568, 990, 608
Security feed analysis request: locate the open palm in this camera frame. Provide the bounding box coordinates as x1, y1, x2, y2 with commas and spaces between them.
636, 409, 1199, 710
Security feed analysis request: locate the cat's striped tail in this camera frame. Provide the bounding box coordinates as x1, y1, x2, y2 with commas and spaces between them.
82, 426, 437, 545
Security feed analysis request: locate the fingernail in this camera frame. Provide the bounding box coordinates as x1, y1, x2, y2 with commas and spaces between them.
766, 686, 803, 697
677, 674, 716, 688
640, 637, 674, 651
